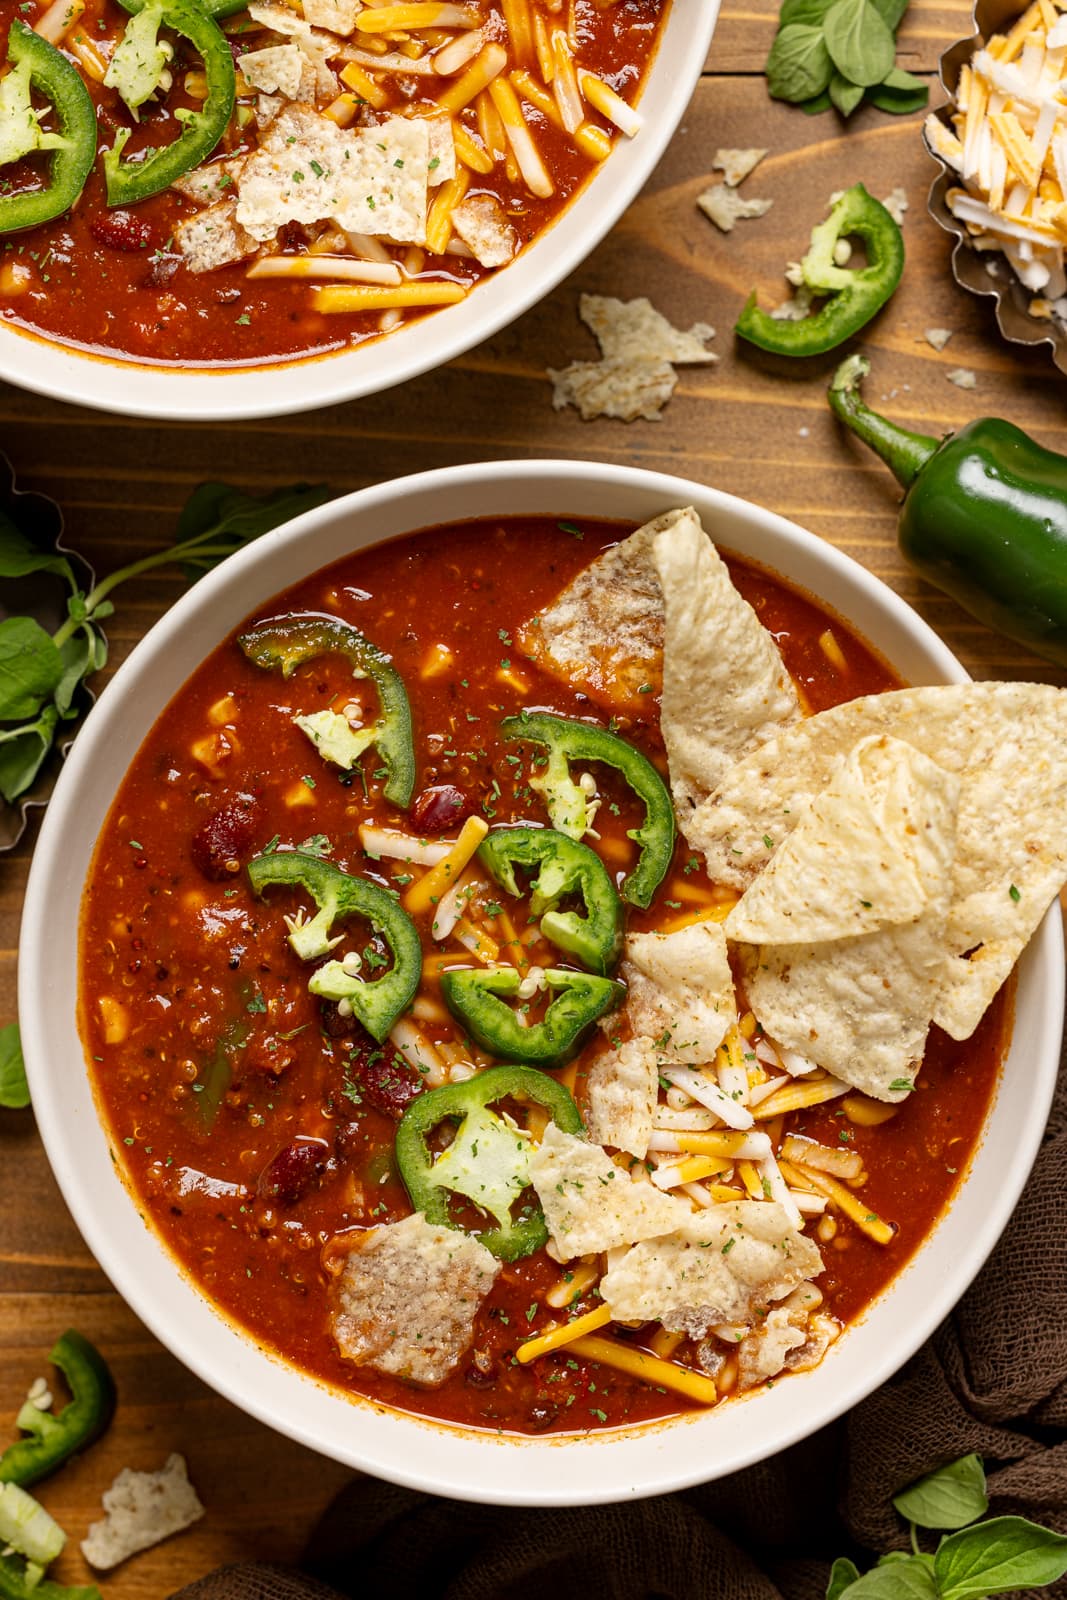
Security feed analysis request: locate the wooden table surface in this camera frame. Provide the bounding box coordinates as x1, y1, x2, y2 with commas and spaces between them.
3, 3, 1066, 1593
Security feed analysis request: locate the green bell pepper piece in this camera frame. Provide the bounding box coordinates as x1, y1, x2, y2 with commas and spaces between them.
829, 353, 1067, 669
102, 0, 235, 207
394, 1063, 583, 1260
117, 0, 248, 19
478, 826, 623, 976
500, 711, 674, 909
0, 1553, 100, 1600
0, 1331, 115, 1490
736, 184, 904, 358
240, 614, 416, 809
440, 966, 625, 1070
0, 22, 96, 237
247, 850, 421, 1043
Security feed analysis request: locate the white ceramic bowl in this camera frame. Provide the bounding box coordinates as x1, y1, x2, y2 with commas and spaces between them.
0, 7, 718, 422
20, 460, 1064, 1505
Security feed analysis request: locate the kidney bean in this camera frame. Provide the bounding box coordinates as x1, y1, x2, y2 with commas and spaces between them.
410, 784, 466, 833
339, 1033, 423, 1120
257, 1137, 330, 1206
90, 210, 156, 253
190, 795, 261, 880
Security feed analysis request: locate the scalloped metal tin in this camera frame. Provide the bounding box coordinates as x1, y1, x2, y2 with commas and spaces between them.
926, 0, 1067, 375
0, 457, 97, 852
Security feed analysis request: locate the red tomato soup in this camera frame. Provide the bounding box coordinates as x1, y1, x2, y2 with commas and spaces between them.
78, 517, 1007, 1437
0, 1, 668, 366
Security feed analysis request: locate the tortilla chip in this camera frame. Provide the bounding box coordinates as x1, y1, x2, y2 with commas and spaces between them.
698, 183, 773, 233
654, 508, 800, 825
738, 908, 949, 1101
528, 1124, 687, 1259
578, 294, 716, 366
714, 147, 769, 187
81, 1454, 204, 1571
726, 735, 960, 946
518, 515, 664, 707
585, 1038, 658, 1159
547, 357, 677, 423
600, 1202, 822, 1337
586, 921, 735, 1157
694, 683, 1067, 1040
622, 920, 736, 1063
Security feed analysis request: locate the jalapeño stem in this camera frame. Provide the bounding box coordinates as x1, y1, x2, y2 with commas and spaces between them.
829, 355, 941, 491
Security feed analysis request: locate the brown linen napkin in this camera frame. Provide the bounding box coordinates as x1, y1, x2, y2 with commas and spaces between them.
171, 1033, 1067, 1600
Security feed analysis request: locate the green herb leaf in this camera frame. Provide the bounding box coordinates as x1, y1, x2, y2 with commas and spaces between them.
0, 1021, 29, 1109
827, 1557, 861, 1600
0, 512, 75, 584
881, 65, 925, 91
0, 705, 59, 803
866, 80, 928, 113
893, 1454, 988, 1531
174, 482, 332, 576
54, 627, 107, 719
836, 1555, 939, 1600
766, 22, 833, 102
934, 1516, 1067, 1600
800, 89, 833, 113
823, 0, 895, 86
870, 0, 909, 29
779, 0, 837, 22
830, 71, 866, 116
0, 616, 65, 721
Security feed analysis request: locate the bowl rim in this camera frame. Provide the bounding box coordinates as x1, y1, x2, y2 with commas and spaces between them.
19, 457, 1064, 1504
0, 5, 719, 423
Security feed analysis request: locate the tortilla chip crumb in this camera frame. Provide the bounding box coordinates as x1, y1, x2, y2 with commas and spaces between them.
946, 367, 977, 388
882, 186, 909, 225
713, 146, 768, 187
770, 286, 813, 322
924, 327, 954, 350
548, 294, 716, 423
548, 357, 678, 422
81, 1453, 204, 1571
698, 182, 773, 233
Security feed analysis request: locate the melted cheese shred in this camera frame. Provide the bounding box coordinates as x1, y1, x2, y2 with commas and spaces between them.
566, 1336, 721, 1407
515, 1302, 612, 1362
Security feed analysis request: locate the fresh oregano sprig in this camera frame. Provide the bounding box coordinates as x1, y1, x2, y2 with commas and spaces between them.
0, 481, 331, 806
766, 0, 929, 119
830, 1455, 1067, 1600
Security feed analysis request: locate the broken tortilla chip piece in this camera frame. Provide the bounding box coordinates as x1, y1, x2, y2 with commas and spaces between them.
528, 1123, 688, 1259
547, 357, 678, 423
548, 294, 715, 424
714, 146, 769, 187
600, 1202, 822, 1337
586, 920, 736, 1157
694, 682, 1067, 1041
654, 508, 801, 826
726, 734, 961, 947
578, 294, 716, 366
81, 1453, 204, 1571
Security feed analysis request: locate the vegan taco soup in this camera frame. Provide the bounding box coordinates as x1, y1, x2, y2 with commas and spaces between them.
78, 508, 1067, 1436
0, 0, 668, 367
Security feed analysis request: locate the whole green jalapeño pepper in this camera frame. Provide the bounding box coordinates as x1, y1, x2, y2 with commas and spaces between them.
440, 966, 625, 1069
102, 0, 236, 207
478, 826, 623, 976
736, 185, 904, 358
0, 22, 96, 236
248, 850, 421, 1042
394, 1063, 583, 1260
240, 614, 416, 809
829, 354, 1067, 668
0, 1331, 115, 1490
500, 712, 674, 909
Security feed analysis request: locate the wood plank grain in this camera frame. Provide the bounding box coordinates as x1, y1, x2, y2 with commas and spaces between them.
1, 50, 1065, 1600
